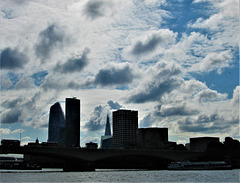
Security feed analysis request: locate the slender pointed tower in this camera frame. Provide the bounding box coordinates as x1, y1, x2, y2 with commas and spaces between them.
100, 114, 113, 149
105, 115, 111, 136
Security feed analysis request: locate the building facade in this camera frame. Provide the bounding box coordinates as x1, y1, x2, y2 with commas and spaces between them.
113, 109, 138, 149
137, 128, 168, 149
85, 142, 98, 149
65, 98, 80, 147
101, 136, 113, 149
190, 137, 220, 152
48, 102, 65, 144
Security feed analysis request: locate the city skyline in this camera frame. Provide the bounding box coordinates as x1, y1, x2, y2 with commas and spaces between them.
0, 0, 239, 147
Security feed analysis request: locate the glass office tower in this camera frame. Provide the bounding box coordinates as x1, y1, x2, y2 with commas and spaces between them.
48, 102, 65, 143
65, 98, 80, 147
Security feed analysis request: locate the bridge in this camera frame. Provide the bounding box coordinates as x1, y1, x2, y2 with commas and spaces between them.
0, 146, 206, 171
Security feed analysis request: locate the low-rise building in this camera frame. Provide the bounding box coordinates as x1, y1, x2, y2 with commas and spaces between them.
190, 137, 220, 152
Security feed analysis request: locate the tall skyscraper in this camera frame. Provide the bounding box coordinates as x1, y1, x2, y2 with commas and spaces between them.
105, 115, 111, 136
65, 97, 80, 147
48, 102, 65, 143
113, 109, 138, 149
100, 115, 113, 149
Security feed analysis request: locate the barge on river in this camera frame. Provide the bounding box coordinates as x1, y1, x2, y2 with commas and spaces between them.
168, 161, 232, 170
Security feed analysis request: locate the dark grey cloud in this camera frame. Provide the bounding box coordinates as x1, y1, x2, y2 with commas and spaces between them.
0, 109, 22, 124
128, 77, 183, 103
0, 93, 40, 124
84, 105, 106, 131
0, 48, 28, 70
140, 106, 239, 134
54, 48, 90, 73
139, 113, 153, 128
177, 113, 240, 134
35, 24, 65, 61
132, 34, 163, 55
41, 77, 82, 91
154, 104, 198, 117
1, 97, 24, 109
41, 78, 63, 91
85, 0, 105, 19
84, 100, 122, 131
139, 103, 198, 128
156, 62, 182, 78
178, 114, 223, 133
128, 62, 182, 103
107, 100, 123, 110
196, 89, 226, 103
86, 65, 135, 87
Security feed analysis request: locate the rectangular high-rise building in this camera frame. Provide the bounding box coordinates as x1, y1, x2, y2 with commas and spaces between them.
113, 109, 138, 149
65, 98, 80, 147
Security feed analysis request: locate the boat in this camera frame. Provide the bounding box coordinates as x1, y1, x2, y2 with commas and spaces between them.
0, 157, 42, 170
168, 161, 232, 170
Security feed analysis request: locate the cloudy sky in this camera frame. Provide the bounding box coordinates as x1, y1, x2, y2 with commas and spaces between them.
0, 0, 239, 146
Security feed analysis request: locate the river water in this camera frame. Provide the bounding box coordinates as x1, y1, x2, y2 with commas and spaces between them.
0, 169, 239, 182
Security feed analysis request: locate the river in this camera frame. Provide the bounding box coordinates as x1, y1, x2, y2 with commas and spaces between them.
0, 169, 239, 182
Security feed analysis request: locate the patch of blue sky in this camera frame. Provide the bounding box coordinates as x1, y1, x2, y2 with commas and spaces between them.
7, 72, 19, 89
26, 117, 33, 122
139, 59, 159, 67
135, 3, 167, 29
82, 85, 97, 90
161, 0, 214, 39
111, 48, 126, 63
168, 134, 188, 144
191, 60, 239, 99
31, 70, 48, 86
1, 123, 47, 142
115, 85, 129, 91
1, 9, 15, 19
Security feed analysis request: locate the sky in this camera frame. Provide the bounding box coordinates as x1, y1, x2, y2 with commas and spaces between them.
0, 0, 239, 147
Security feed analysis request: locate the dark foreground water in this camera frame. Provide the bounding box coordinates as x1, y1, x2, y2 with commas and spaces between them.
0, 169, 239, 182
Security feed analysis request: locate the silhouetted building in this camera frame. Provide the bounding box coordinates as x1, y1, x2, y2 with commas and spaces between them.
59, 127, 65, 146
113, 109, 138, 149
1, 139, 20, 147
48, 102, 65, 144
185, 143, 190, 150
100, 115, 113, 149
190, 137, 220, 152
86, 142, 98, 149
65, 98, 80, 147
105, 115, 111, 136
137, 128, 169, 149
101, 136, 113, 149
